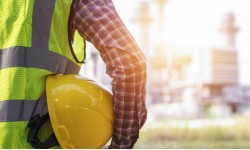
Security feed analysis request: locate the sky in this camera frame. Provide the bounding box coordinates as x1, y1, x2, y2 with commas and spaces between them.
113, 0, 250, 86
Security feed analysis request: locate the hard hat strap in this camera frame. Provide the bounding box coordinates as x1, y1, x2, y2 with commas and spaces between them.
27, 114, 60, 148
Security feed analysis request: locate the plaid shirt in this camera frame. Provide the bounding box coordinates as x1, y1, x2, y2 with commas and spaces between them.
72, 0, 147, 148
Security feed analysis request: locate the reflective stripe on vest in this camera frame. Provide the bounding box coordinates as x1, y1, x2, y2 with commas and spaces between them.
0, 96, 48, 122
0, 46, 79, 74
0, 0, 84, 123
0, 100, 37, 122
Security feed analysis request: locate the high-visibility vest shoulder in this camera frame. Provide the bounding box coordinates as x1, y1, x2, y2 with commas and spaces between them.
0, 0, 85, 148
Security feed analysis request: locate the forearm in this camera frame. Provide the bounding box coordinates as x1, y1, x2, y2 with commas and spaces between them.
104, 50, 147, 148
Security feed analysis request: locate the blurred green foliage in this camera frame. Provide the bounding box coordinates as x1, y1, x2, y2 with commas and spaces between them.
135, 117, 250, 148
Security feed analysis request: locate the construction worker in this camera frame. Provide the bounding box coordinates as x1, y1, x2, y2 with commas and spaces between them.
0, 0, 147, 149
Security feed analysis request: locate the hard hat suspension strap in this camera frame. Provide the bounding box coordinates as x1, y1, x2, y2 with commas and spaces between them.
27, 114, 59, 149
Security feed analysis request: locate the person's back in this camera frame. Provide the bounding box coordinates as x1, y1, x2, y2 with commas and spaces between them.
0, 0, 82, 148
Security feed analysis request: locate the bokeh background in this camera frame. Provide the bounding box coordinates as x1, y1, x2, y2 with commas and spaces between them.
80, 0, 250, 148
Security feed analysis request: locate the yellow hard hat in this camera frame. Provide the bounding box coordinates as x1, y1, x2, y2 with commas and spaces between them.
46, 74, 114, 148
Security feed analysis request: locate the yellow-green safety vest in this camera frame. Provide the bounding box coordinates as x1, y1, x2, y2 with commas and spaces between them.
0, 0, 85, 148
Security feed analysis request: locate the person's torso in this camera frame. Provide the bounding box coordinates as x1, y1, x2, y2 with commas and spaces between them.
0, 0, 84, 148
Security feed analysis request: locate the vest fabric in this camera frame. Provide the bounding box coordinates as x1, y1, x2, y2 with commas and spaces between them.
0, 0, 84, 148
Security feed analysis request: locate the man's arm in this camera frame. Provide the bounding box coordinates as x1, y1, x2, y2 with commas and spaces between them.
72, 0, 147, 148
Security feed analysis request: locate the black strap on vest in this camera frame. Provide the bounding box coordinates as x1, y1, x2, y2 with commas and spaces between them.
27, 114, 60, 149
68, 0, 86, 64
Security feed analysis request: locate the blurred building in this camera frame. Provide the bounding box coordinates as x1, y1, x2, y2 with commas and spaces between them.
133, 0, 170, 104
198, 13, 240, 112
